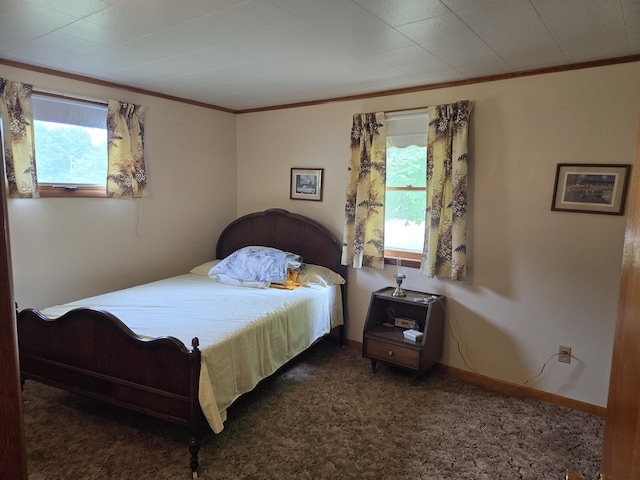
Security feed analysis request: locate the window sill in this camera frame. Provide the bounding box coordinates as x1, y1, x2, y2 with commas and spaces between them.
38, 185, 106, 198
384, 250, 421, 269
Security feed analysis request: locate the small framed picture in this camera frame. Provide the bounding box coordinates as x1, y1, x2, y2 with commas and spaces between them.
551, 163, 631, 215
290, 168, 324, 201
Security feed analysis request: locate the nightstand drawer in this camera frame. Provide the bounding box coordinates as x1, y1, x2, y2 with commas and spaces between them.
366, 338, 420, 370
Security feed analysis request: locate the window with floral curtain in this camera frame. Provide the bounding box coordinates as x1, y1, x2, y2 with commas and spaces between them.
343, 101, 471, 280
341, 112, 387, 269
0, 78, 38, 198
106, 99, 147, 198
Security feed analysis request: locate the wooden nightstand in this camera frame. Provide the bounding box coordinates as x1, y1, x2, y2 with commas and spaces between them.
362, 287, 445, 376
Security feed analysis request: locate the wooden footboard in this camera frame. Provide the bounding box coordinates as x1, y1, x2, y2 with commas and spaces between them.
17, 307, 206, 475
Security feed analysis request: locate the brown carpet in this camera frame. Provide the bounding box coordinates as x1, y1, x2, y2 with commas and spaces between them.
23, 341, 603, 479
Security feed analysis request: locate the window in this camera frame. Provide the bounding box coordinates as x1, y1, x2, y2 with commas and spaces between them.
32, 94, 108, 197
384, 112, 428, 262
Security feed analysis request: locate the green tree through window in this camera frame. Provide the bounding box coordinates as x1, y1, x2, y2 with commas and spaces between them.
385, 144, 427, 254
34, 121, 107, 185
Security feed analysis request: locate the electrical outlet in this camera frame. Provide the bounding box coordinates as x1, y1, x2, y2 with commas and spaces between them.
559, 346, 572, 364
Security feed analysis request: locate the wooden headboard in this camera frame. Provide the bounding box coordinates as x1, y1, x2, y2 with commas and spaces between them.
216, 209, 345, 279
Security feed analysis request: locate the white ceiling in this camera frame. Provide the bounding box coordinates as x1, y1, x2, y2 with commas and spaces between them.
1, 0, 638, 112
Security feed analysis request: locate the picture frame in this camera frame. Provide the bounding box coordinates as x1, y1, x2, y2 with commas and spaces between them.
290, 168, 324, 201
551, 163, 631, 215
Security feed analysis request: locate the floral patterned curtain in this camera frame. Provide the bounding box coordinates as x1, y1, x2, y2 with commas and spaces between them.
0, 78, 38, 198
420, 100, 472, 281
106, 99, 147, 198
341, 112, 387, 269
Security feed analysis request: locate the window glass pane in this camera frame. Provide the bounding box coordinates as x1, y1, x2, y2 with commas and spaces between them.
386, 145, 426, 187
32, 95, 108, 186
384, 190, 426, 253
34, 121, 107, 185
384, 112, 429, 255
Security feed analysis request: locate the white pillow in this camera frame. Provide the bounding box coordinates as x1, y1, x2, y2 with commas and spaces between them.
208, 246, 302, 285
297, 264, 345, 287
190, 256, 345, 288
190, 260, 220, 276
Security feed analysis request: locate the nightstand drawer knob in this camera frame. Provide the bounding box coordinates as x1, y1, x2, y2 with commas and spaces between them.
388, 350, 393, 356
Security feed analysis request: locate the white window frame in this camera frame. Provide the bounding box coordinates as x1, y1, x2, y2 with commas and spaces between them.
384, 111, 429, 266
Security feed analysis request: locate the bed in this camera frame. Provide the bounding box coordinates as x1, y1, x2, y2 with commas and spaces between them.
16, 208, 347, 478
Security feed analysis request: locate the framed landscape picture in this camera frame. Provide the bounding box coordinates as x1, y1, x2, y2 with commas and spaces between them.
551, 163, 631, 215
290, 168, 323, 201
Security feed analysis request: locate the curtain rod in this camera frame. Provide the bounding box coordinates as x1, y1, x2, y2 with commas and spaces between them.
32, 89, 108, 107
385, 106, 429, 116
385, 99, 472, 116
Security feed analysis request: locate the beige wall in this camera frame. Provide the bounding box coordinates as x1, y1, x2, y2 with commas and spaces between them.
1, 64, 238, 310
237, 62, 640, 408
3, 60, 638, 409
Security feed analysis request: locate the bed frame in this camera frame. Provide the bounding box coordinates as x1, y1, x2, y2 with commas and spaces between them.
17, 208, 346, 478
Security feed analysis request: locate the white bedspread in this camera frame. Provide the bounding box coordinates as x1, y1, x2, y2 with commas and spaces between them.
41, 272, 344, 433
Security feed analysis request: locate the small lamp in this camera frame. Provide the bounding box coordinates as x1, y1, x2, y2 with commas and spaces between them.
392, 257, 406, 297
